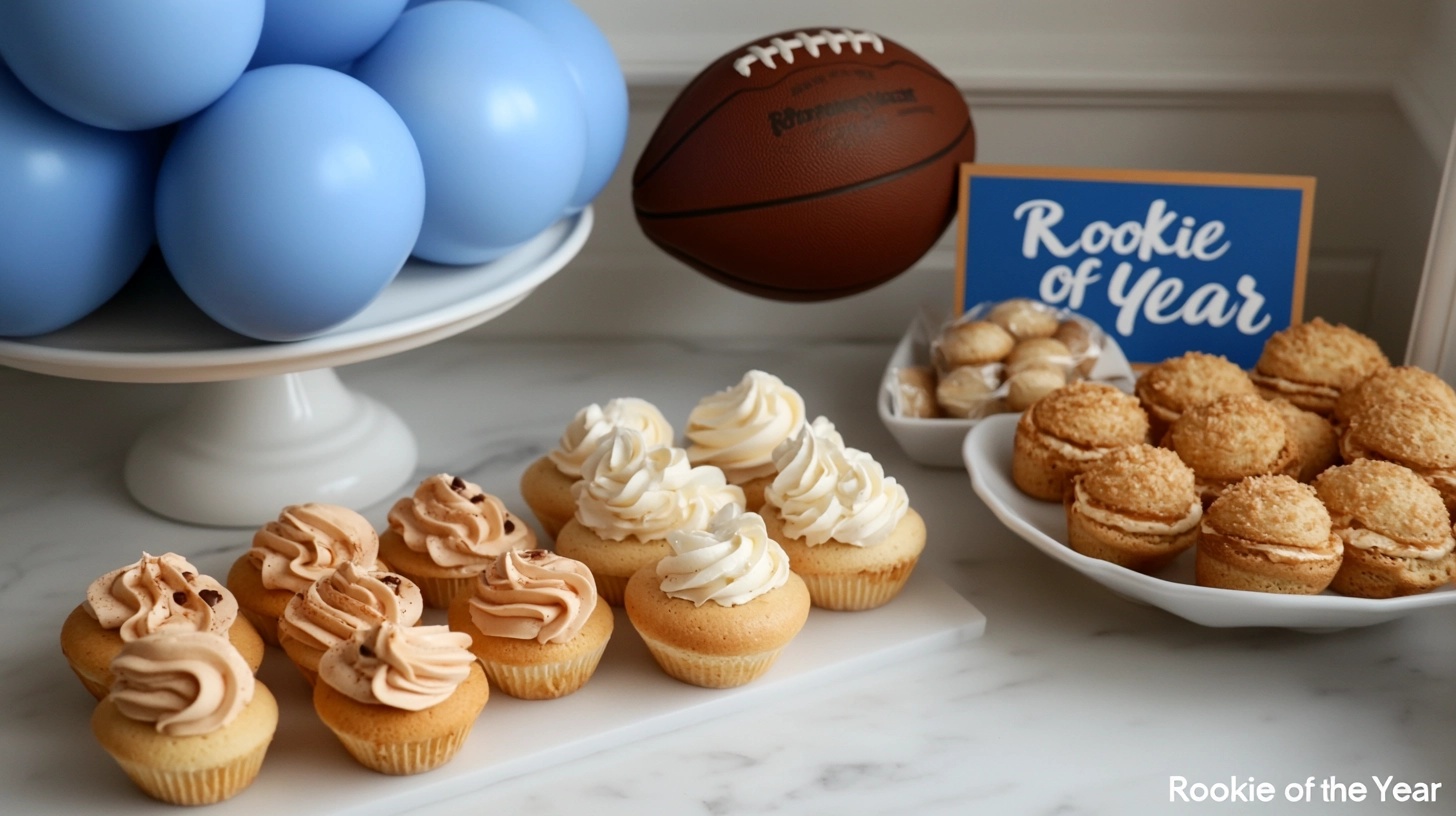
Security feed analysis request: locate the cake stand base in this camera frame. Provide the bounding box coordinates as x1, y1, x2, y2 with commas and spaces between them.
123, 368, 415, 527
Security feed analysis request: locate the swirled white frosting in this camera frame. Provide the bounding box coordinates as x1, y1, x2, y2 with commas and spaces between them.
765, 417, 909, 547
659, 505, 791, 607
686, 371, 806, 482
547, 398, 673, 478
572, 427, 744, 541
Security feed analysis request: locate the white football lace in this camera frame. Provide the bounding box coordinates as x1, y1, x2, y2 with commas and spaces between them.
733, 29, 886, 77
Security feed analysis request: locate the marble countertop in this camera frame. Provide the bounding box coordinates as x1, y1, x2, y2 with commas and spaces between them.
4, 335, 1453, 814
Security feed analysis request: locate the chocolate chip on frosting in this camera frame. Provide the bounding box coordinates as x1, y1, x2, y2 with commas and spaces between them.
504, 519, 516, 534
199, 589, 223, 607
359, 643, 374, 658
172, 591, 187, 606
451, 476, 469, 495
470, 494, 485, 504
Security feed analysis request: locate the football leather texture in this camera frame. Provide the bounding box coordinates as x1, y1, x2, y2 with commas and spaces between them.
632, 27, 975, 301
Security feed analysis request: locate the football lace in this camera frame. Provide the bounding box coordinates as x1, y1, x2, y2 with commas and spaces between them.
733, 29, 886, 77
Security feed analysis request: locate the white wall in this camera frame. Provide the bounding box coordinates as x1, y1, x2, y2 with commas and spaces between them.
477, 0, 1448, 360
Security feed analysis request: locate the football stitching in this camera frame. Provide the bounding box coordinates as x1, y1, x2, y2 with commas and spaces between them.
733, 30, 886, 77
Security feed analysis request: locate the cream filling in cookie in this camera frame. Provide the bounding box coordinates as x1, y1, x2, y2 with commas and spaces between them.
1035, 431, 1120, 462
1339, 527, 1456, 561
1072, 483, 1201, 536
1249, 372, 1340, 400
1200, 523, 1343, 564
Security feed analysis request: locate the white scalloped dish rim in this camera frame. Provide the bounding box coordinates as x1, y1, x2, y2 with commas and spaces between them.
963, 413, 1456, 630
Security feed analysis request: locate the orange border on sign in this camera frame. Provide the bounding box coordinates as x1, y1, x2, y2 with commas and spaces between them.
953, 163, 1316, 328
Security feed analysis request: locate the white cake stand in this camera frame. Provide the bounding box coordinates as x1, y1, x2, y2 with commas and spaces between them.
0, 208, 592, 527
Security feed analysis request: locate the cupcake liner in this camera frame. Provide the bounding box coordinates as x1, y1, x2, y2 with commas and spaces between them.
593, 574, 630, 607
111, 740, 269, 806
328, 725, 474, 776
638, 634, 785, 689
406, 574, 477, 610
480, 640, 609, 700
801, 558, 919, 611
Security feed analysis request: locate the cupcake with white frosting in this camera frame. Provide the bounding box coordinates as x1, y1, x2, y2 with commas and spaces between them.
447, 549, 613, 699
760, 417, 927, 610
227, 503, 383, 644
685, 370, 806, 511
277, 561, 425, 686
313, 622, 489, 775
554, 427, 745, 606
91, 631, 278, 805
520, 397, 674, 539
62, 552, 265, 699
378, 473, 536, 608
625, 504, 810, 688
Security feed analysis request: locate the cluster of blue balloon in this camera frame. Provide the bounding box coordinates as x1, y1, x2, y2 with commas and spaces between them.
0, 0, 626, 341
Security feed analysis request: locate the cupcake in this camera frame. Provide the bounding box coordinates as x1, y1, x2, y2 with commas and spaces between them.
447, 549, 613, 699
1065, 444, 1202, 573
1165, 394, 1298, 505
92, 631, 278, 805
1314, 460, 1456, 598
1339, 396, 1456, 514
62, 552, 264, 700
519, 398, 673, 539
1249, 317, 1390, 416
1333, 365, 1456, 428
1134, 351, 1258, 439
760, 417, 926, 610
625, 504, 810, 688
227, 503, 381, 645
554, 427, 745, 606
1269, 398, 1340, 482
1011, 381, 1150, 501
379, 473, 536, 608
685, 370, 806, 511
1196, 475, 1343, 594
277, 561, 425, 686
313, 622, 488, 775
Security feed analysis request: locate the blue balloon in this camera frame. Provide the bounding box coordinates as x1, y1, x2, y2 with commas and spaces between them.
155, 65, 425, 342
250, 0, 410, 69
482, 0, 627, 213
0, 0, 264, 131
352, 1, 587, 264
0, 65, 159, 337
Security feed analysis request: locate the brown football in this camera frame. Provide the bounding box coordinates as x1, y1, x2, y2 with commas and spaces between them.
632, 27, 975, 302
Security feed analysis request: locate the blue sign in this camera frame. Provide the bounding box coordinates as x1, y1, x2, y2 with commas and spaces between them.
955, 165, 1314, 367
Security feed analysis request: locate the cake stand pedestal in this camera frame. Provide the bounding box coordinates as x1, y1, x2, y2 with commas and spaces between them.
0, 209, 593, 527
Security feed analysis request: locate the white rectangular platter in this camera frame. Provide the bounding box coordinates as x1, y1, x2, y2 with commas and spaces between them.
50, 570, 984, 815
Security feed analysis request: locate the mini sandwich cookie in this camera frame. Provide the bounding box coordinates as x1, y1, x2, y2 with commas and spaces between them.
62, 552, 264, 700
447, 549, 613, 700
277, 562, 424, 686
1134, 351, 1258, 439
1314, 460, 1456, 597
1250, 317, 1389, 416
1011, 381, 1150, 501
519, 397, 674, 539
760, 417, 927, 610
685, 370, 806, 511
228, 503, 382, 644
1165, 394, 1298, 505
626, 505, 810, 689
379, 474, 536, 608
554, 426, 745, 606
1333, 365, 1456, 429
1065, 445, 1202, 573
1196, 475, 1342, 594
1268, 399, 1340, 483
1340, 396, 1456, 514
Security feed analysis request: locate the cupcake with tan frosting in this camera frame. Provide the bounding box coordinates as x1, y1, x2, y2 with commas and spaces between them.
227, 503, 382, 644
313, 621, 488, 775
554, 427, 745, 606
62, 552, 264, 700
92, 631, 279, 805
447, 549, 613, 699
625, 504, 810, 688
759, 417, 927, 610
685, 370, 806, 511
277, 562, 425, 686
379, 473, 536, 608
520, 398, 673, 539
